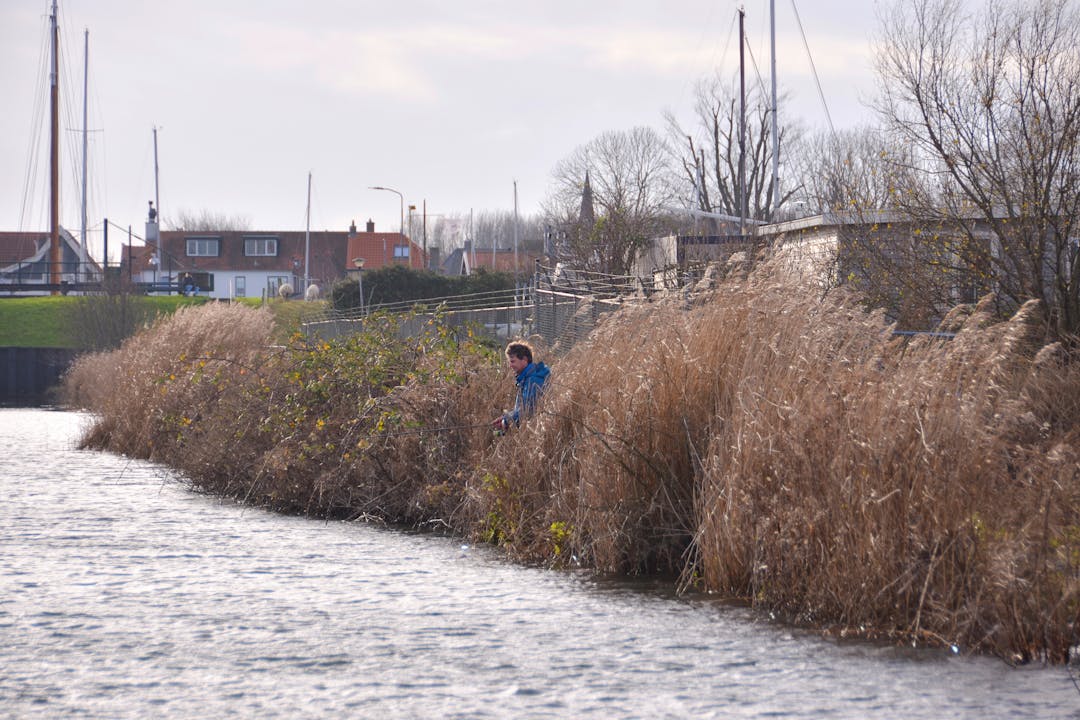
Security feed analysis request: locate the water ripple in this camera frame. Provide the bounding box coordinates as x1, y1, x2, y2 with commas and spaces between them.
1, 409, 1077, 719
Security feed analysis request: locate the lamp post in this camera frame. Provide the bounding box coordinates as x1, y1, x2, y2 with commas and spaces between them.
353, 256, 366, 315
368, 186, 403, 267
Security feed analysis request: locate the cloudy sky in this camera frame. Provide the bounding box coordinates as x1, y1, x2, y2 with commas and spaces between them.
1, 0, 884, 261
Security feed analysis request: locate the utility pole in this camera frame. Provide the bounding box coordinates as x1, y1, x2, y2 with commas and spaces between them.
153, 127, 160, 226
513, 180, 520, 277
304, 172, 311, 291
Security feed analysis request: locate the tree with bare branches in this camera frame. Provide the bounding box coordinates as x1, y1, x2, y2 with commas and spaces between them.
873, 0, 1080, 335
544, 127, 679, 275
167, 209, 251, 232
665, 76, 803, 226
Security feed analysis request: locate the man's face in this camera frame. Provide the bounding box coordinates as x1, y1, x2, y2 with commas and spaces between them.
508, 354, 529, 375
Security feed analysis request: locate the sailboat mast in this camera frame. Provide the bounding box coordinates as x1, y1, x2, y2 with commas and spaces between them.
738, 8, 746, 237
80, 28, 89, 281
770, 0, 779, 219
49, 0, 60, 292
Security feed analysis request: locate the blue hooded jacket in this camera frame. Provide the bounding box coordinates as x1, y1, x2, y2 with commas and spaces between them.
507, 361, 550, 426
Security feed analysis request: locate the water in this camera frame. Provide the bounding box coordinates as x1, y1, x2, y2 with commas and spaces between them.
1, 408, 1077, 719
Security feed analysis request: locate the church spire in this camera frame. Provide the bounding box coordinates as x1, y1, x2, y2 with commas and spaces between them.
579, 171, 595, 225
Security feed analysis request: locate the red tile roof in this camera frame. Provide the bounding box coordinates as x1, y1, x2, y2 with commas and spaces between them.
346, 232, 427, 270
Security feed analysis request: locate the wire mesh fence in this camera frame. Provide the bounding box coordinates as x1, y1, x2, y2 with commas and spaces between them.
301, 287, 536, 342
300, 263, 705, 349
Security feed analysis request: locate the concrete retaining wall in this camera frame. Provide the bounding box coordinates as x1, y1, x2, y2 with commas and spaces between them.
0, 347, 78, 405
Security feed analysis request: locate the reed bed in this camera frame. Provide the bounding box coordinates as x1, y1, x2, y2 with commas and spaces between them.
480, 269, 1079, 662
65, 270, 1080, 662
70, 307, 506, 528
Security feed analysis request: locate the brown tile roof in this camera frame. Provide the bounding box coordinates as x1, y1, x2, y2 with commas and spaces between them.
470, 248, 541, 274
346, 232, 428, 270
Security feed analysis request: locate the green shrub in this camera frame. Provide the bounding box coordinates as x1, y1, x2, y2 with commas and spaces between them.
330, 265, 514, 309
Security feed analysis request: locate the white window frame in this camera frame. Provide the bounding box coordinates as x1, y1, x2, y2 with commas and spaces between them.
186, 237, 220, 257
393, 244, 410, 259
244, 236, 278, 257
234, 275, 246, 298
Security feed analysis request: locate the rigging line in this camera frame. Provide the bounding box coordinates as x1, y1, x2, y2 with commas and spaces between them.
19, 13, 52, 232
714, 6, 739, 80
790, 0, 835, 136
677, 0, 723, 104
742, 34, 770, 103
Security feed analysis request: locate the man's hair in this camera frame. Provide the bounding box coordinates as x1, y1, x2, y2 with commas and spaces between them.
505, 341, 534, 363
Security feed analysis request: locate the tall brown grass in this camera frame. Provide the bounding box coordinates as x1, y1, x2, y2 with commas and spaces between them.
65, 268, 1080, 662
66, 304, 502, 524
478, 268, 1079, 662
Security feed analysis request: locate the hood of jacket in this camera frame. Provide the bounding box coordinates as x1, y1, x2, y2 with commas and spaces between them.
516, 361, 550, 387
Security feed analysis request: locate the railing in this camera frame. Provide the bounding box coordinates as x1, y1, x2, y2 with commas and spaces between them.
0, 259, 106, 293
298, 262, 719, 349
302, 286, 535, 342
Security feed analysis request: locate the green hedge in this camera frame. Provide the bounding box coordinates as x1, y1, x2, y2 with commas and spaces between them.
330, 265, 515, 309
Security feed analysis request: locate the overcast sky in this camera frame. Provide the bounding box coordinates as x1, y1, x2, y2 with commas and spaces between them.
1, 0, 885, 261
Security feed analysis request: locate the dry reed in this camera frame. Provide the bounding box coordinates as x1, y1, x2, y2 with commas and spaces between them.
66, 269, 1080, 662
477, 265, 1079, 662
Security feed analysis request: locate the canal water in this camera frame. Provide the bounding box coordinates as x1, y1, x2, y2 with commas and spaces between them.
1, 408, 1077, 719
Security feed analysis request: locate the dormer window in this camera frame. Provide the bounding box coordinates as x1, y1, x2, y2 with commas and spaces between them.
186, 236, 220, 257
244, 236, 278, 256
393, 244, 410, 258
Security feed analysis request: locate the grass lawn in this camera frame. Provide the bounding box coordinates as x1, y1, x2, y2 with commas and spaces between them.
0, 297, 78, 348
0, 295, 328, 348
0, 295, 207, 348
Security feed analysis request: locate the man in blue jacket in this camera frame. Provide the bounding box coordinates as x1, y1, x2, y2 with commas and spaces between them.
493, 340, 550, 431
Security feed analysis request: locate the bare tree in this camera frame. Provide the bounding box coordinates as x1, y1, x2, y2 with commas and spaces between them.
429, 210, 543, 256
795, 125, 912, 215
873, 0, 1080, 334
544, 127, 679, 274
665, 75, 803, 226
167, 209, 251, 232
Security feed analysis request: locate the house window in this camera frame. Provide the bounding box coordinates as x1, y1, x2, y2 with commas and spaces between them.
186, 237, 220, 257
244, 236, 278, 256
235, 276, 246, 298
393, 244, 410, 259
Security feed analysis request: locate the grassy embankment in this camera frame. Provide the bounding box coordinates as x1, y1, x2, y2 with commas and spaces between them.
0, 295, 325, 348
63, 266, 1080, 663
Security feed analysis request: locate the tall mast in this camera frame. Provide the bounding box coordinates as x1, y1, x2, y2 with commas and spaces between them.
738, 7, 747, 237
49, 0, 60, 293
770, 0, 780, 219
80, 27, 89, 281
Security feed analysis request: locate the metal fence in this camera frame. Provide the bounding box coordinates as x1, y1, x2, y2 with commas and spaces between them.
301, 287, 535, 342
299, 264, 705, 350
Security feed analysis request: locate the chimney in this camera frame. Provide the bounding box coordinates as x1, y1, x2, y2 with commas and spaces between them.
348, 220, 357, 238
366, 218, 375, 233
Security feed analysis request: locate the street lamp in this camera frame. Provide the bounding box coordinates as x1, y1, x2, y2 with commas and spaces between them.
368, 185, 403, 267
353, 256, 366, 315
